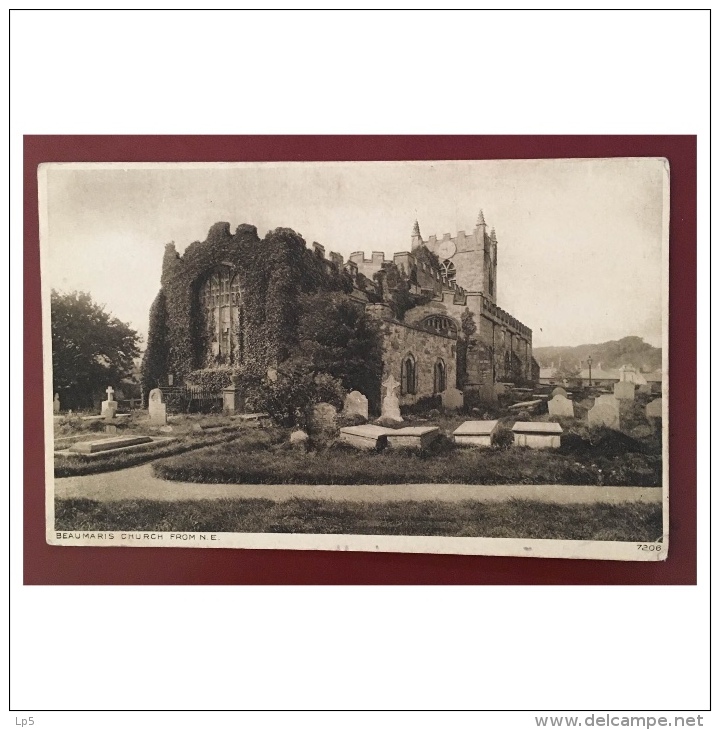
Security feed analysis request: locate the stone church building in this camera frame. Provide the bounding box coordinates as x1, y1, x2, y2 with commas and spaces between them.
143, 209, 535, 410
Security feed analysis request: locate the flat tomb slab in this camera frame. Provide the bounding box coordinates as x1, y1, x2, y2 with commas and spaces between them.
453, 420, 499, 447
511, 422, 562, 449
339, 425, 392, 450
229, 412, 270, 421
508, 399, 543, 410
386, 426, 440, 449
69, 435, 154, 454
59, 436, 176, 458
512, 422, 563, 434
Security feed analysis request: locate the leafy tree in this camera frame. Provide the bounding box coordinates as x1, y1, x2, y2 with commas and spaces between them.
290, 291, 384, 412
51, 290, 141, 410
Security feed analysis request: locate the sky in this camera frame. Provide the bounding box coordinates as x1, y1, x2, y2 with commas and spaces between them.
40, 158, 667, 350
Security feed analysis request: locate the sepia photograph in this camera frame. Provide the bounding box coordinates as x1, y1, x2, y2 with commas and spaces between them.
40, 157, 669, 560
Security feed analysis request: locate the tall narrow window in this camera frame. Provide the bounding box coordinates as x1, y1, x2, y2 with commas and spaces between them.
433, 359, 447, 394
401, 354, 416, 395
198, 265, 243, 366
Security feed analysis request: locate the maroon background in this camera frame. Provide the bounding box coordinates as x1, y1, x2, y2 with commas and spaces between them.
23, 135, 697, 585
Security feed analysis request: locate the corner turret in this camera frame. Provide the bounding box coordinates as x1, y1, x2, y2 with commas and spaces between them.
411, 220, 423, 250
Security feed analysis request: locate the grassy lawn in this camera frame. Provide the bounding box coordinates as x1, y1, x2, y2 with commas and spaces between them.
153, 433, 661, 487
55, 496, 663, 541
54, 421, 283, 478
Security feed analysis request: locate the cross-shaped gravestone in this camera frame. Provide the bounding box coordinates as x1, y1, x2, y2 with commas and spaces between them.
383, 374, 399, 397
106, 386, 115, 401
381, 374, 402, 422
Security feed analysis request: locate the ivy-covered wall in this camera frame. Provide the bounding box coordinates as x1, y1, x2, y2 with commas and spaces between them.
141, 222, 353, 393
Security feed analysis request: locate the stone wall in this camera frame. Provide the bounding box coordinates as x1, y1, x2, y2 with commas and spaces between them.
377, 320, 457, 406
404, 290, 533, 386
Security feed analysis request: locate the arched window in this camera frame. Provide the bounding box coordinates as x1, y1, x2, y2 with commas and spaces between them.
441, 259, 457, 284
419, 315, 458, 339
400, 354, 416, 396
198, 265, 243, 366
433, 359, 447, 394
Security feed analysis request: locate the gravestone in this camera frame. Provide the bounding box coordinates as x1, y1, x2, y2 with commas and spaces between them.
453, 420, 499, 447
381, 374, 403, 423
477, 384, 498, 405
104, 424, 118, 435
101, 385, 117, 419
339, 424, 391, 451
548, 393, 574, 418
494, 382, 509, 397
588, 394, 620, 429
386, 426, 440, 450
223, 380, 245, 415
53, 393, 60, 414
638, 383, 652, 395
441, 387, 464, 411
148, 388, 167, 426
551, 386, 568, 399
646, 398, 662, 431
614, 381, 635, 401
307, 402, 338, 449
511, 422, 563, 449
343, 390, 368, 421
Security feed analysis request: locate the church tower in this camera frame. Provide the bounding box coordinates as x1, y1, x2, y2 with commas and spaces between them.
411, 207, 498, 300
446, 208, 488, 295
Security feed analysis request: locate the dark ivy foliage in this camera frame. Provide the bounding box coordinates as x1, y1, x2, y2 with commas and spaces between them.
140, 290, 168, 395
142, 223, 372, 406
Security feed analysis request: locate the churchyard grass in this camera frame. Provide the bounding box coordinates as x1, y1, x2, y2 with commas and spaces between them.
55, 496, 663, 541
152, 419, 661, 487
54, 422, 283, 478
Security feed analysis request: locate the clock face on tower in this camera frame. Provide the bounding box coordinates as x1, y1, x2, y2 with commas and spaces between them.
437, 239, 456, 259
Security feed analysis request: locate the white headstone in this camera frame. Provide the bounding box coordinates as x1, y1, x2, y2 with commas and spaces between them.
614, 381, 636, 400
53, 393, 60, 414
381, 374, 403, 422
441, 387, 464, 411
343, 390, 368, 421
588, 394, 620, 429
551, 386, 568, 399
548, 393, 574, 418
148, 387, 167, 426
101, 385, 117, 418
646, 397, 662, 421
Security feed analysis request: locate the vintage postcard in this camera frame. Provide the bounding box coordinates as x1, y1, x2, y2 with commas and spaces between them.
40, 157, 669, 560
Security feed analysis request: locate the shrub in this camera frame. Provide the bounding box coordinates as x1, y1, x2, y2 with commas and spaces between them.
400, 395, 442, 417
252, 364, 346, 428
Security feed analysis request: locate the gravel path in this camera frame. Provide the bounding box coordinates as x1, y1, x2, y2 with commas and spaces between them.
54, 464, 662, 504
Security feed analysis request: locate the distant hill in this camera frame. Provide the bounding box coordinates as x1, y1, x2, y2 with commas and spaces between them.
533, 336, 662, 373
